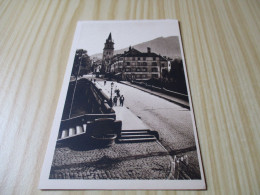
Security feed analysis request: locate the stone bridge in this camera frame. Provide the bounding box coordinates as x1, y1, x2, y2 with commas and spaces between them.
57, 78, 121, 146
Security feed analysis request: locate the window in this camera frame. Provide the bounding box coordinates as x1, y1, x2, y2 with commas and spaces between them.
153, 57, 156, 60
161, 63, 165, 67
126, 68, 130, 72
138, 57, 140, 60
143, 57, 146, 61
132, 57, 135, 61
132, 62, 136, 66
126, 62, 130, 66
142, 74, 147, 78
143, 68, 147, 72
152, 74, 158, 78
152, 62, 157, 66
152, 68, 158, 72
136, 68, 141, 72
143, 62, 147, 66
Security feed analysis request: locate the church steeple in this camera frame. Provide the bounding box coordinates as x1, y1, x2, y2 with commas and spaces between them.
103, 33, 114, 60
102, 33, 115, 73
104, 32, 114, 50
108, 32, 112, 41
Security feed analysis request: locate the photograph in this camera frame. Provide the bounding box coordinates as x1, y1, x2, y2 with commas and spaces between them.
39, 20, 205, 190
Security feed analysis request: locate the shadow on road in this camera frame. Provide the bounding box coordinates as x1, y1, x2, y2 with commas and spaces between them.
51, 150, 170, 171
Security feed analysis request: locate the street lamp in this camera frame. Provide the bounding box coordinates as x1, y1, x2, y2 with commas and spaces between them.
110, 82, 114, 107
68, 53, 85, 118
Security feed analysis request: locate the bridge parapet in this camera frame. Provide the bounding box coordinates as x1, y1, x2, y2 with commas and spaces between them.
88, 79, 114, 113
57, 79, 121, 146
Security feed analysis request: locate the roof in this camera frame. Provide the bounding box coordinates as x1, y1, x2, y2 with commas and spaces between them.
107, 32, 112, 41
119, 47, 167, 61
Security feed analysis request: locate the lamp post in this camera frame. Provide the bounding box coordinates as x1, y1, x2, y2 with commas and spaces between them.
159, 62, 161, 79
110, 82, 114, 107
69, 52, 85, 118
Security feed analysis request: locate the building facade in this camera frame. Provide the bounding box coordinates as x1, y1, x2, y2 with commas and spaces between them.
110, 47, 168, 81
92, 58, 102, 73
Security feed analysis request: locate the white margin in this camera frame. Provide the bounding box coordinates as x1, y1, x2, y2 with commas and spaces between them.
39, 20, 206, 190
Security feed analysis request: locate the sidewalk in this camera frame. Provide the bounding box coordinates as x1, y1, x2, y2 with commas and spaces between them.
113, 106, 148, 130
120, 81, 190, 109
95, 81, 149, 130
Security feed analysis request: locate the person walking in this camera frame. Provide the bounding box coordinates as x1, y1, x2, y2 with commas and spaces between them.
119, 95, 125, 106
113, 96, 118, 106
116, 89, 120, 97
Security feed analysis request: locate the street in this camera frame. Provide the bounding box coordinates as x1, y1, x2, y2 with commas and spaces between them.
94, 79, 195, 150
83, 74, 201, 178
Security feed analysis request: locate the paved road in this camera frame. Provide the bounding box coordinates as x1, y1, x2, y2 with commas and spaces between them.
83, 75, 201, 178
95, 80, 201, 179
97, 80, 195, 151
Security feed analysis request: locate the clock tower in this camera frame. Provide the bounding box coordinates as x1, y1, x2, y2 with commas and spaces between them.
102, 33, 114, 60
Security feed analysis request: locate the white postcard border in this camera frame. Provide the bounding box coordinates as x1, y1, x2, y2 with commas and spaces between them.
39, 20, 206, 190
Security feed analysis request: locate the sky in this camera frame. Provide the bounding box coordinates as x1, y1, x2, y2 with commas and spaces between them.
76, 20, 181, 56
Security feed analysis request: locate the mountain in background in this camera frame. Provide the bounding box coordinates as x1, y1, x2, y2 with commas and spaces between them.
91, 36, 182, 59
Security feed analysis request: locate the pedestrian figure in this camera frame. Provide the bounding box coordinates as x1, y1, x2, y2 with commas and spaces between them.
113, 96, 118, 106
116, 89, 120, 97
104, 80, 106, 85
119, 95, 125, 106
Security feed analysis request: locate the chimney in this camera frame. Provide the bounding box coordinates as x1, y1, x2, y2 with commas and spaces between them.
147, 47, 151, 53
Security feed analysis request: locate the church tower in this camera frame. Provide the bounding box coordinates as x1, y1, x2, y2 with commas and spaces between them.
102, 33, 114, 60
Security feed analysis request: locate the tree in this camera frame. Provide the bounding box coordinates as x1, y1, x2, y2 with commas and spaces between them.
169, 58, 187, 94
71, 49, 91, 77
162, 69, 168, 79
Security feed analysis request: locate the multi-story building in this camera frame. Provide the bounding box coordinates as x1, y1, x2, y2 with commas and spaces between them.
110, 47, 168, 81
92, 58, 102, 73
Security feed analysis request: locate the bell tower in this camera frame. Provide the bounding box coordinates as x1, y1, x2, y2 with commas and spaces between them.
102, 33, 114, 60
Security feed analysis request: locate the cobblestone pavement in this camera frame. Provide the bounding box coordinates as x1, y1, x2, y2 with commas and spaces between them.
50, 141, 173, 180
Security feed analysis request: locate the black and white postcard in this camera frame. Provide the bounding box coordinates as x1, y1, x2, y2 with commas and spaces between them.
39, 20, 206, 190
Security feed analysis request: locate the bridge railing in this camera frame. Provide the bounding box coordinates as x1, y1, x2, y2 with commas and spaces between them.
89, 80, 114, 113
132, 81, 189, 102
59, 113, 116, 131
57, 79, 121, 145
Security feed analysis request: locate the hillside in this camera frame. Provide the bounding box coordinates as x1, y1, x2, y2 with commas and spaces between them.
91, 36, 182, 59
